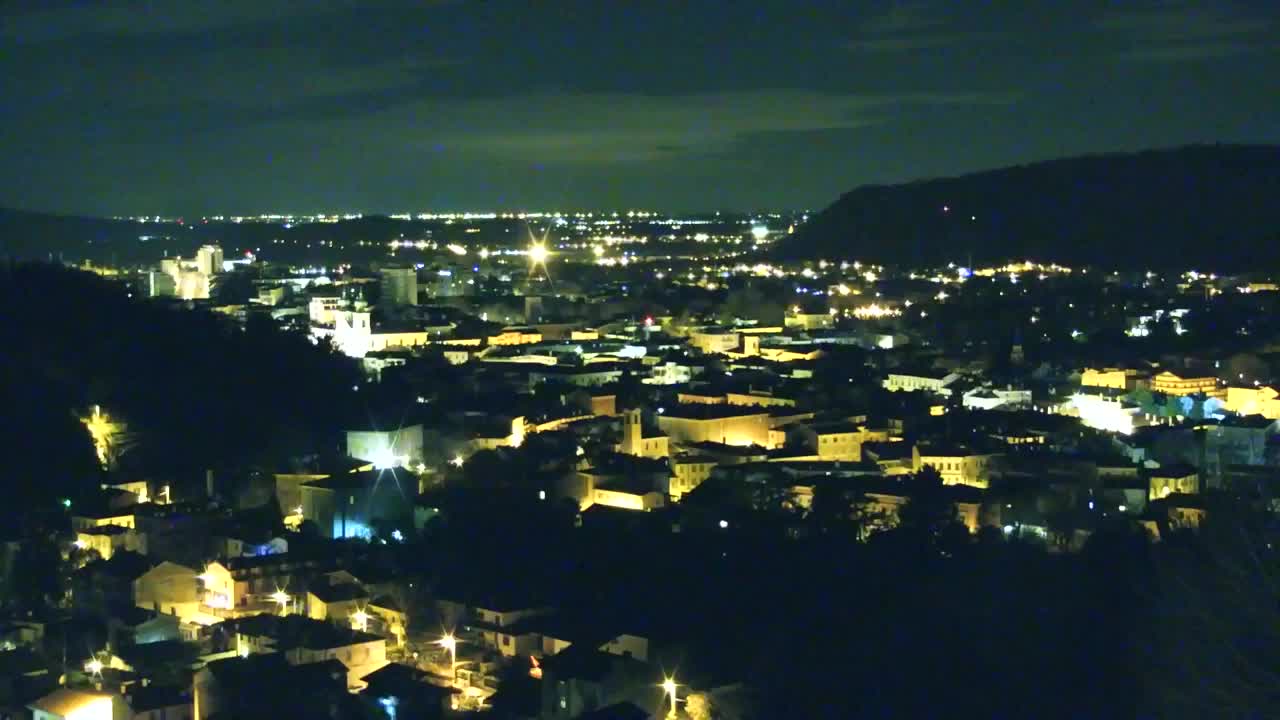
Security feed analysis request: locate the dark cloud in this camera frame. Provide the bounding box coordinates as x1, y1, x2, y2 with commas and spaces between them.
1096, 2, 1277, 63
0, 1, 1277, 215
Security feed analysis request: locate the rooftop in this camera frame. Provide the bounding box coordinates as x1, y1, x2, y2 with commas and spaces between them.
29, 688, 115, 717
659, 403, 772, 420
228, 614, 383, 651
309, 582, 369, 604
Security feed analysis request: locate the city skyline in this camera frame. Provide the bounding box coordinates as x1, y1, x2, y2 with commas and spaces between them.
2, 1, 1278, 216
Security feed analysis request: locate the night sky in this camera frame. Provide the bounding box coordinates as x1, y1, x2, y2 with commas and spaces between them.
2, 1, 1277, 216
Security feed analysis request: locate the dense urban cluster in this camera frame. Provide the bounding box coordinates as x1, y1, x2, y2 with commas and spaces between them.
3, 214, 1280, 720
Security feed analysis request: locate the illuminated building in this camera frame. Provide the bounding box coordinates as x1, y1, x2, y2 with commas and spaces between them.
575, 454, 669, 511
784, 310, 834, 331
379, 267, 418, 306
308, 296, 342, 325
1080, 367, 1147, 391
487, 327, 543, 346
669, 455, 717, 500
687, 329, 742, 355
346, 424, 425, 469
790, 421, 865, 461
156, 246, 223, 300
587, 480, 665, 510
147, 270, 176, 297
1150, 370, 1219, 397
298, 468, 415, 540
617, 409, 670, 459
644, 360, 702, 386
961, 387, 1033, 411
849, 303, 902, 320
330, 310, 433, 358
198, 562, 235, 611
883, 370, 961, 395
306, 583, 370, 623
228, 613, 388, 688
657, 404, 774, 448
133, 561, 202, 621
28, 687, 121, 720
1223, 385, 1280, 419
913, 445, 998, 489
196, 245, 224, 275
75, 525, 146, 560
1148, 464, 1199, 500
1068, 392, 1147, 435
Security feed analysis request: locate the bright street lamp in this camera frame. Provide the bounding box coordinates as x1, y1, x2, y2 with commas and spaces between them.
437, 633, 458, 684
351, 609, 370, 632
271, 589, 291, 615
527, 242, 549, 266
85, 657, 104, 677
661, 676, 679, 717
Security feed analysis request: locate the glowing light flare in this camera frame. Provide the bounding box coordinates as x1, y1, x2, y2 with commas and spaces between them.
851, 303, 901, 319
351, 609, 371, 632
527, 242, 549, 265
661, 676, 679, 717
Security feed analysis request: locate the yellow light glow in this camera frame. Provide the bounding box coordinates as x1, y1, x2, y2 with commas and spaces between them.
351, 609, 370, 632
851, 303, 901, 319
451, 454, 465, 467
85, 657, 104, 676
661, 676, 679, 717
438, 633, 457, 652
528, 243, 549, 264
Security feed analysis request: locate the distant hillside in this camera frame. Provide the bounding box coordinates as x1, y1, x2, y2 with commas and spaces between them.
772, 145, 1280, 270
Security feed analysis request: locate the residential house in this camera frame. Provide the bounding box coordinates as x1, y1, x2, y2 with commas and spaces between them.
193, 653, 356, 720
306, 583, 369, 624
1148, 464, 1199, 500
360, 663, 456, 720
883, 369, 961, 395
29, 688, 126, 720
1150, 370, 1220, 397
227, 614, 388, 689
914, 445, 999, 489
1224, 385, 1280, 419
656, 404, 773, 448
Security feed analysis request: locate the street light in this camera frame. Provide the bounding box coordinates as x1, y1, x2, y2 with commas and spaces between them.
85, 657, 104, 677
437, 633, 458, 684
527, 242, 549, 266
661, 676, 679, 718
351, 609, 370, 633
271, 589, 290, 615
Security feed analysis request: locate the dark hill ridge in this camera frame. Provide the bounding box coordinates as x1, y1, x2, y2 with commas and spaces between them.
772, 145, 1280, 271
